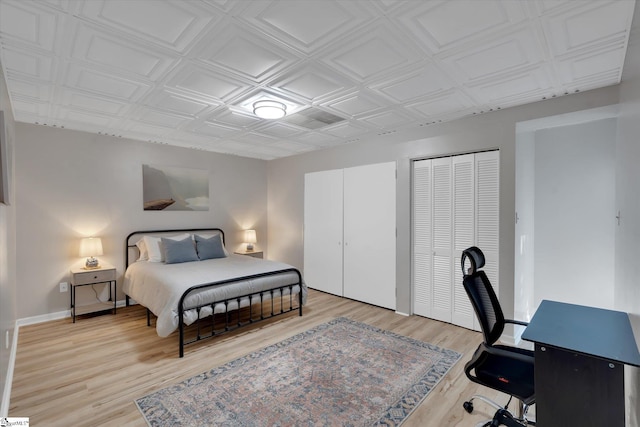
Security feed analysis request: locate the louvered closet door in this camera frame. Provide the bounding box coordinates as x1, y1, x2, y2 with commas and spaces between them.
452, 154, 476, 329
413, 160, 432, 318
412, 150, 499, 330
431, 157, 453, 323
476, 151, 500, 307
303, 169, 344, 296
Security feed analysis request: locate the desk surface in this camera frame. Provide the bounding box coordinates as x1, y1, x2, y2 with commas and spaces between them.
522, 300, 640, 367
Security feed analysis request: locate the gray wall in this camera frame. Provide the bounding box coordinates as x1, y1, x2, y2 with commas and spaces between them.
0, 63, 17, 415
267, 86, 620, 317
616, 4, 640, 425
533, 119, 616, 310
14, 124, 269, 319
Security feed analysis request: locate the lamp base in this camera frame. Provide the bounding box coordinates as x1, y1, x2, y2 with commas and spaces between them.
85, 257, 100, 269
246, 244, 254, 252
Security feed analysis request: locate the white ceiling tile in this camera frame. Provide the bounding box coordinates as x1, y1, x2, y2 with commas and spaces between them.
194, 22, 300, 82
372, 63, 453, 102
325, 93, 383, 117
166, 63, 249, 103
126, 120, 177, 136
2, 47, 54, 80
79, 0, 218, 52
324, 121, 371, 139
135, 108, 191, 129
239, 0, 376, 53
10, 98, 49, 117
6, 78, 52, 101
145, 91, 214, 117
190, 121, 239, 138
292, 131, 340, 147
256, 123, 302, 138
407, 91, 475, 118
65, 64, 151, 102
0, 1, 58, 51
543, 1, 634, 56
209, 109, 261, 128
360, 110, 415, 129
71, 24, 176, 80
270, 140, 315, 153
396, 0, 527, 54
271, 63, 353, 103
324, 22, 420, 81
556, 48, 625, 84
56, 108, 115, 128
62, 91, 128, 115
440, 27, 545, 83
466, 66, 553, 105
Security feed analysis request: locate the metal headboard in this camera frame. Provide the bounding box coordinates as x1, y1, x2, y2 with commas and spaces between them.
125, 228, 225, 267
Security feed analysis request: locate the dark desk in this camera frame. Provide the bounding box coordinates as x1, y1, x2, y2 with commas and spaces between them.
522, 300, 640, 427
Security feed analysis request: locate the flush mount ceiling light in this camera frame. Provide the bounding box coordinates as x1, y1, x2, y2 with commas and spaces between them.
253, 100, 286, 119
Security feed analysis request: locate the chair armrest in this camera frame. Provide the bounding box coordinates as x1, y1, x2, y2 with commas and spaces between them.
505, 318, 529, 327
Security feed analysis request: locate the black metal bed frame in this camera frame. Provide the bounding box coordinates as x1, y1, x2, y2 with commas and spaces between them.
124, 228, 303, 358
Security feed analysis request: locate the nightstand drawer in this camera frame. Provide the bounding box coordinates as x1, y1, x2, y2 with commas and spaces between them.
72, 268, 116, 285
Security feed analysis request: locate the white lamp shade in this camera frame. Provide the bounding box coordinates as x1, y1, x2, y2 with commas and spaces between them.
79, 237, 103, 257
244, 229, 257, 244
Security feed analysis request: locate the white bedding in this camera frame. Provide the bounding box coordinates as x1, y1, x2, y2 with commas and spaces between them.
124, 254, 306, 337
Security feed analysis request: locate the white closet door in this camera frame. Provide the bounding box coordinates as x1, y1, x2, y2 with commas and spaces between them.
452, 154, 476, 329
431, 157, 452, 323
411, 151, 499, 330
343, 162, 396, 310
476, 151, 500, 316
303, 169, 344, 296
413, 159, 432, 318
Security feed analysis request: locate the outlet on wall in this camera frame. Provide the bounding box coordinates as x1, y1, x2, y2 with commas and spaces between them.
59, 282, 68, 292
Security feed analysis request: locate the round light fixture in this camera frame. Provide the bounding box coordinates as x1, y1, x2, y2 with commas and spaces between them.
253, 100, 286, 119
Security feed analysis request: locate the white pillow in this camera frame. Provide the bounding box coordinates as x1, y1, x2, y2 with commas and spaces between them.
143, 233, 191, 262
135, 238, 148, 262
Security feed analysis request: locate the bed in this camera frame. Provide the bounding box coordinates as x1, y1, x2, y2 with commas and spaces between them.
123, 228, 306, 357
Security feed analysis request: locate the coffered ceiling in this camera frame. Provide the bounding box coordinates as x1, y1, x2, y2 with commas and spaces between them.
0, 0, 635, 159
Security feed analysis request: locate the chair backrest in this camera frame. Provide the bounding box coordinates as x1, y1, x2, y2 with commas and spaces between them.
461, 247, 505, 346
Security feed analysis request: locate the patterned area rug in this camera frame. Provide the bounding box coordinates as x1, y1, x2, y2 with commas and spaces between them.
136, 317, 461, 426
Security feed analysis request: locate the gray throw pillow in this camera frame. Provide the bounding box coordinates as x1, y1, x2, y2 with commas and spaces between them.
161, 236, 199, 264
195, 234, 227, 260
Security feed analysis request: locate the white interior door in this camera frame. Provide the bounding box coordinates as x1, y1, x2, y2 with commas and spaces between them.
431, 157, 453, 323
452, 154, 476, 329
303, 169, 344, 296
343, 162, 396, 310
475, 151, 500, 320
412, 151, 499, 330
413, 159, 433, 318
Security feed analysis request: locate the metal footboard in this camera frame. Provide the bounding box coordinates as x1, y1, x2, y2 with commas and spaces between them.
177, 268, 303, 357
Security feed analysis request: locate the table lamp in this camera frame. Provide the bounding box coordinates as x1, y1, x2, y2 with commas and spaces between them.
80, 236, 103, 269
244, 229, 256, 252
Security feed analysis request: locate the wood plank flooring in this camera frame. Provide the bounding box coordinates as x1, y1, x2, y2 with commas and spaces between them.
9, 289, 514, 426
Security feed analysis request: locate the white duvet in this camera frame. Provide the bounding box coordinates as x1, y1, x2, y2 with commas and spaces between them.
123, 255, 306, 337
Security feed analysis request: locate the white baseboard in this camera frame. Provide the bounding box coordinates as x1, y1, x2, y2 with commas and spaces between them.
16, 299, 128, 327
395, 311, 410, 316
1, 321, 19, 417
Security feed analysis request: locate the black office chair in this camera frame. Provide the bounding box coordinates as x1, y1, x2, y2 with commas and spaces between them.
461, 246, 535, 427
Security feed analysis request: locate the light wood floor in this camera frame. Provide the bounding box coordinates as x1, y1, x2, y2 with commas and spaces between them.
10, 289, 514, 426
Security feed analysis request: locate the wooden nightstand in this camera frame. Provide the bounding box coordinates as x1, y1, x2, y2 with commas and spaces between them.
234, 250, 264, 259
70, 263, 117, 322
